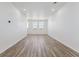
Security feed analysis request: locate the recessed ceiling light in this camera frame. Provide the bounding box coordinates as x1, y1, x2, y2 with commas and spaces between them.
24, 9, 26, 11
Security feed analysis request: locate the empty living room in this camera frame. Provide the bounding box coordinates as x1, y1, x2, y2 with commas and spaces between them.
0, 0, 79, 59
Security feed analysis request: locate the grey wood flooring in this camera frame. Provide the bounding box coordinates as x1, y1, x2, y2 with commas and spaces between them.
0, 34, 79, 57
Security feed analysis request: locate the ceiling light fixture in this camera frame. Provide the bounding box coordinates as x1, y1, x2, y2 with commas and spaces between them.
24, 9, 26, 11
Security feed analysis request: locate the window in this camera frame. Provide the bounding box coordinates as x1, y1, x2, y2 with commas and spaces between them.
32, 20, 46, 29
39, 21, 44, 29
32, 21, 38, 29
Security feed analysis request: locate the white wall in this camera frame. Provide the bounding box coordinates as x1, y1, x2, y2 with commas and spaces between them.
48, 2, 79, 52
0, 3, 27, 53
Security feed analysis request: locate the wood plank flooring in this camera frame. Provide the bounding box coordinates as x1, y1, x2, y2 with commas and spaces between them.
0, 34, 79, 57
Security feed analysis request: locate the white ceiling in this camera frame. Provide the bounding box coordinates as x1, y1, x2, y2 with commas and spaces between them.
12, 2, 66, 20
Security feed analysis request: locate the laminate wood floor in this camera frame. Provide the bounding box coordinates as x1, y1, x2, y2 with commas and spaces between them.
0, 34, 79, 57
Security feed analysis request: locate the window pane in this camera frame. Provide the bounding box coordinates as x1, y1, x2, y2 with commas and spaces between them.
39, 21, 44, 29
32, 21, 37, 29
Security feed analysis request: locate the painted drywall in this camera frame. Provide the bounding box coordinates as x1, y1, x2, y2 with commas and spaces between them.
48, 2, 79, 52
0, 3, 27, 53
